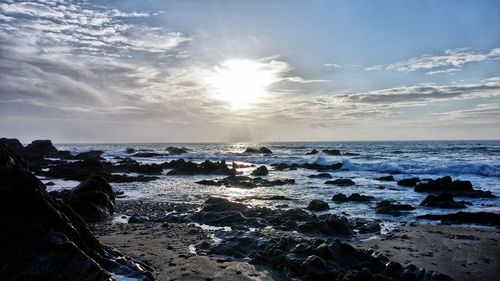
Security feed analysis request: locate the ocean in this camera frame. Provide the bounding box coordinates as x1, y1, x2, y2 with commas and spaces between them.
44, 140, 500, 223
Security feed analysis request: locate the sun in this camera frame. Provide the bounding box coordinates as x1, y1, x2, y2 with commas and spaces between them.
206, 59, 277, 109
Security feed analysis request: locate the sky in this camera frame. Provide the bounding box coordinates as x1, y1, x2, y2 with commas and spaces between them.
0, 0, 499, 143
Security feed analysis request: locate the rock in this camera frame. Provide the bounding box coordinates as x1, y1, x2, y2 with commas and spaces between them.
332, 193, 374, 203
165, 146, 189, 155
414, 176, 495, 198
343, 152, 360, 156
271, 162, 342, 171
0, 142, 154, 281
420, 193, 468, 209
397, 177, 420, 187
50, 175, 115, 222
308, 173, 332, 179
306, 149, 319, 155
298, 215, 353, 236
202, 197, 250, 213
73, 150, 104, 160
24, 139, 58, 159
251, 165, 269, 176
196, 175, 294, 188
105, 174, 159, 183
324, 178, 355, 186
125, 147, 135, 153
376, 200, 415, 216
40, 158, 108, 181
244, 147, 272, 154
53, 150, 73, 159
417, 212, 500, 226
322, 149, 341, 155
0, 138, 24, 155
376, 175, 395, 181
166, 159, 235, 176
307, 199, 330, 211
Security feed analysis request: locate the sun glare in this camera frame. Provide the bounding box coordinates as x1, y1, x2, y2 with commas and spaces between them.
206, 59, 277, 109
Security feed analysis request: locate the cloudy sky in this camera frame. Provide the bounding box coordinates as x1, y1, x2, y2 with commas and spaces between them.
1, 0, 499, 143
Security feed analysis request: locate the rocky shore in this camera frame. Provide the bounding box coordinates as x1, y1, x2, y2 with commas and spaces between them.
1, 138, 499, 280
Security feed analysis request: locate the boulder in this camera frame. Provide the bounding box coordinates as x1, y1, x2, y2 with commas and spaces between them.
417, 211, 500, 226
322, 149, 341, 155
166, 159, 235, 176
165, 146, 189, 155
73, 150, 104, 160
332, 193, 374, 203
251, 165, 269, 176
397, 177, 420, 187
0, 138, 24, 155
51, 175, 115, 222
376, 175, 395, 181
376, 200, 415, 216
125, 147, 135, 153
307, 199, 330, 211
414, 176, 495, 198
298, 215, 352, 236
325, 178, 355, 186
308, 173, 332, 179
0, 143, 154, 280
24, 139, 58, 159
244, 147, 272, 154
196, 175, 294, 188
420, 193, 468, 209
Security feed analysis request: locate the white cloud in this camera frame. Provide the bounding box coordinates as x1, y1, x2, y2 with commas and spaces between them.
366, 47, 500, 74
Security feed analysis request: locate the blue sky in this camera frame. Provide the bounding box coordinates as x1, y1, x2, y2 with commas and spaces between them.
0, 0, 499, 142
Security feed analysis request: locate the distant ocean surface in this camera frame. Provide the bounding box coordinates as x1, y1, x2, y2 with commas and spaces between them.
45, 140, 500, 223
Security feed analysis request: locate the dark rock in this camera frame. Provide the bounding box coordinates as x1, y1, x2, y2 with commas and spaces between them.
376, 175, 395, 181
420, 193, 468, 209
251, 166, 269, 176
202, 197, 250, 213
0, 142, 154, 281
322, 149, 341, 156
414, 176, 495, 198
343, 152, 360, 156
41, 158, 108, 181
0, 138, 24, 155
196, 175, 294, 188
271, 162, 342, 171
166, 159, 235, 176
244, 147, 272, 154
166, 146, 189, 155
376, 200, 415, 216
50, 175, 115, 222
307, 199, 330, 211
308, 173, 332, 179
53, 150, 73, 159
332, 193, 374, 203
24, 139, 58, 159
298, 215, 353, 236
73, 150, 104, 160
397, 177, 420, 187
325, 178, 355, 186
417, 211, 500, 226
125, 147, 135, 153
105, 174, 159, 183
306, 149, 319, 155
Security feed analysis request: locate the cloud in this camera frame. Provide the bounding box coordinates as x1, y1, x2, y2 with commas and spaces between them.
366, 47, 500, 74
323, 63, 341, 69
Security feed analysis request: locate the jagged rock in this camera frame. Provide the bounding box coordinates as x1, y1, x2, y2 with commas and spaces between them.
307, 199, 330, 211
0, 138, 24, 155
196, 175, 294, 188
298, 215, 353, 236
0, 143, 154, 281
414, 176, 495, 198
376, 200, 415, 216
397, 177, 420, 187
73, 150, 104, 160
332, 193, 374, 203
325, 178, 355, 186
376, 175, 395, 181
244, 147, 272, 154
125, 147, 135, 153
165, 146, 189, 155
420, 193, 468, 209
417, 211, 500, 226
50, 175, 115, 222
322, 149, 341, 156
24, 139, 58, 159
308, 173, 332, 179
166, 159, 235, 176
251, 166, 269, 176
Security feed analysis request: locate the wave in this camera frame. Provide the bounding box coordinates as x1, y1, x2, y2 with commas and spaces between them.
342, 159, 500, 177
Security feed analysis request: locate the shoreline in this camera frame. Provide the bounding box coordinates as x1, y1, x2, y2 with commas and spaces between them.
92, 200, 500, 281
